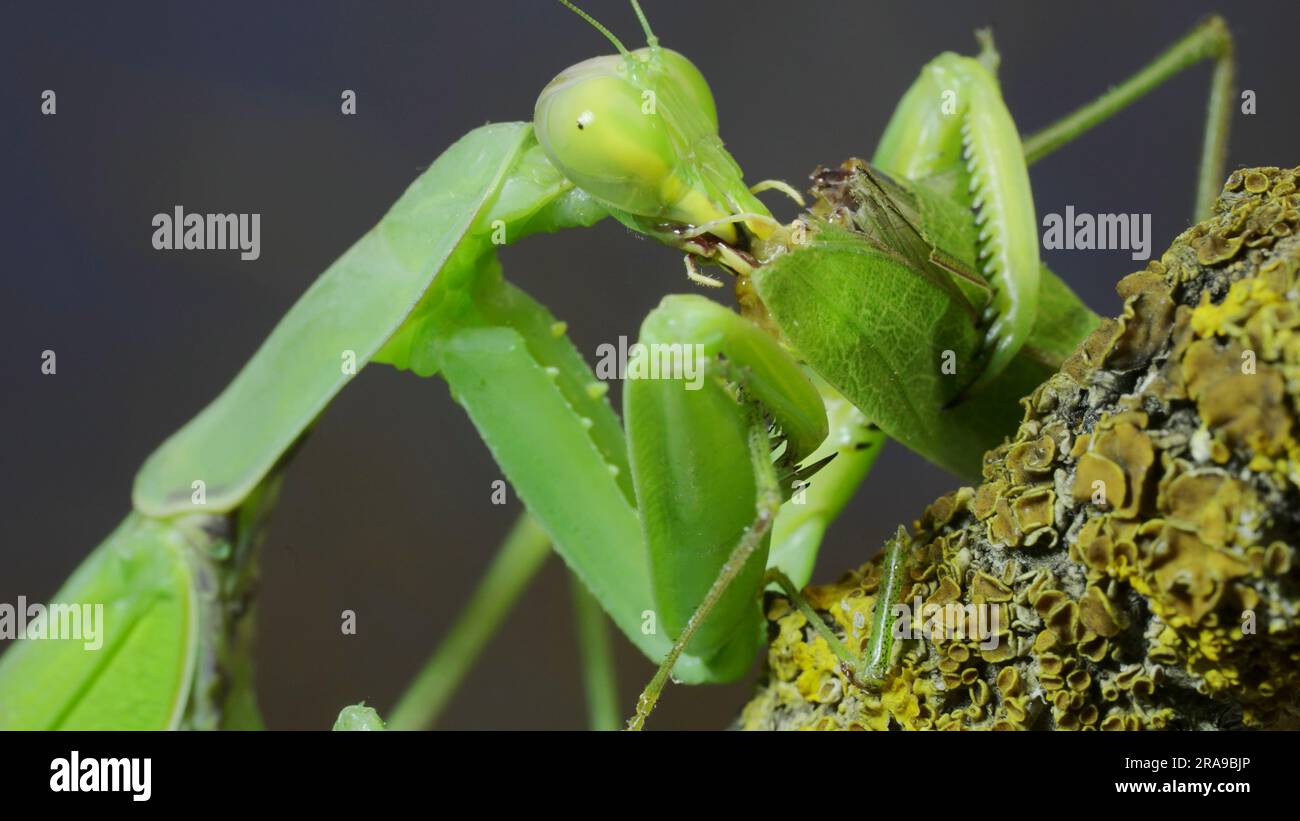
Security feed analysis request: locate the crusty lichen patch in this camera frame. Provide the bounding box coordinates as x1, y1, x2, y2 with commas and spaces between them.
742, 166, 1300, 730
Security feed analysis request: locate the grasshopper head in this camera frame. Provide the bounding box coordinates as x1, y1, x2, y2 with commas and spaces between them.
535, 6, 773, 257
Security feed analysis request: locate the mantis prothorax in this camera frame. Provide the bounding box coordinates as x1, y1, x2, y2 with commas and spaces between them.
0, 2, 1235, 730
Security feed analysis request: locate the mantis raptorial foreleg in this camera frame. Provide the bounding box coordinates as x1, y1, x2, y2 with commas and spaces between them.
766, 379, 884, 588
624, 296, 827, 655
619, 294, 850, 728
872, 44, 1040, 395
622, 372, 886, 729
627, 418, 782, 731
869, 16, 1234, 399
389, 366, 880, 728
415, 259, 833, 725
425, 276, 772, 685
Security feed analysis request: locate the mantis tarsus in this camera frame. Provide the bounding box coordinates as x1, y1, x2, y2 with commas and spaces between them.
0, 2, 1235, 730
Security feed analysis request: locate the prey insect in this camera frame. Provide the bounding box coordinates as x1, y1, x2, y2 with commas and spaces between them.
0, 2, 1234, 730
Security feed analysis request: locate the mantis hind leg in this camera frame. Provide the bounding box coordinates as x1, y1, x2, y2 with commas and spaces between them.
1021, 15, 1234, 221
570, 574, 621, 731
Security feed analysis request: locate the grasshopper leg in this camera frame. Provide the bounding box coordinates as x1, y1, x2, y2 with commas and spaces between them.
627, 418, 783, 731
764, 529, 911, 694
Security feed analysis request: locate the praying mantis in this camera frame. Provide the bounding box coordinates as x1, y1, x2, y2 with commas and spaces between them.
0, 2, 1236, 730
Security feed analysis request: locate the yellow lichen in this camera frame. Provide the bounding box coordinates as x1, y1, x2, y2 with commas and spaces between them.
742, 167, 1300, 731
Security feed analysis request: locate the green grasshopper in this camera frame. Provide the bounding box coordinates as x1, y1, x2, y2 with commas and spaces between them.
0, 1, 1234, 730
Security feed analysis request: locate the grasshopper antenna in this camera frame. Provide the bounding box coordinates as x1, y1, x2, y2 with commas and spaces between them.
557, 0, 630, 56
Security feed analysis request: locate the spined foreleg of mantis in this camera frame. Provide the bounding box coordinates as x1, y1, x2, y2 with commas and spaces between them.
626, 416, 782, 731
865, 17, 1233, 399
759, 16, 1235, 480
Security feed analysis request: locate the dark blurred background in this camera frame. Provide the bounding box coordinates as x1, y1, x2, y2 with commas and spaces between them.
1, 1, 1294, 729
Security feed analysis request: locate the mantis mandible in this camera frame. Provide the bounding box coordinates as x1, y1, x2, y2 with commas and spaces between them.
0, 2, 1234, 730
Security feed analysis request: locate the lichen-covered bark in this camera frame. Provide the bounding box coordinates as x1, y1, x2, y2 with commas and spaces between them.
742, 166, 1300, 730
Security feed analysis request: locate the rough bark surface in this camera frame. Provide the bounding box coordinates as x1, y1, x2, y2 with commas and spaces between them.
742, 166, 1300, 730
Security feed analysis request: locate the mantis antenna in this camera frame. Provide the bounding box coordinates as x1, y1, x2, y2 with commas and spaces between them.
557, 0, 630, 56
630, 0, 659, 49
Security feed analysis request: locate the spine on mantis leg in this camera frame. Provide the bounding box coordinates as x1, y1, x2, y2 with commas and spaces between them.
624, 295, 828, 660
767, 375, 885, 589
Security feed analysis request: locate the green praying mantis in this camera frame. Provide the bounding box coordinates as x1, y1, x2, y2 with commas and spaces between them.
0, 2, 1235, 730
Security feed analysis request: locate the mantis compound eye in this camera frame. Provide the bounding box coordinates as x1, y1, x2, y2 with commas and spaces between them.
535, 48, 744, 240
535, 52, 676, 216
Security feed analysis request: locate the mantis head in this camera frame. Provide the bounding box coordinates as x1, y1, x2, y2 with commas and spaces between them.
535, 1, 775, 271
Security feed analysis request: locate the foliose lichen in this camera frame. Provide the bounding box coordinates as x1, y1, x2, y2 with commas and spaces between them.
742, 166, 1300, 730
